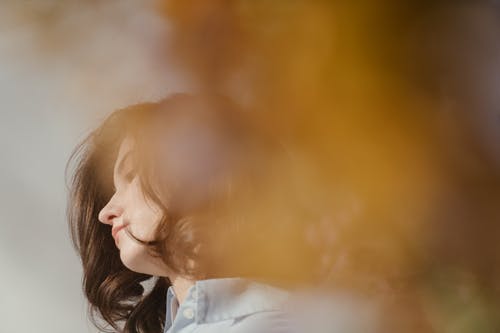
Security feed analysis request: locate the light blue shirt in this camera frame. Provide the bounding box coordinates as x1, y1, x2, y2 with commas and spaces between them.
164, 278, 291, 333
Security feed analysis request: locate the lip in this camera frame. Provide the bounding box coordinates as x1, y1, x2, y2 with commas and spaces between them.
112, 224, 128, 240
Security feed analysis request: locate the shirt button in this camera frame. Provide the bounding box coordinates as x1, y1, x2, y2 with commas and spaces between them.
183, 308, 194, 319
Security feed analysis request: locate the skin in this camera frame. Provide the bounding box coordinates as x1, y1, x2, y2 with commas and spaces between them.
98, 137, 194, 303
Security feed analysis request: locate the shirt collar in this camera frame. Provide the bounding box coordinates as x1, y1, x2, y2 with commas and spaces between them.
164, 286, 179, 330
164, 277, 289, 330
195, 278, 289, 323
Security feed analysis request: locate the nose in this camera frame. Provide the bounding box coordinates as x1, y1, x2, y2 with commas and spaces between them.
98, 200, 124, 225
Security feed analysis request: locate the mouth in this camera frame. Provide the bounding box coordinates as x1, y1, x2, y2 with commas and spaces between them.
112, 224, 128, 240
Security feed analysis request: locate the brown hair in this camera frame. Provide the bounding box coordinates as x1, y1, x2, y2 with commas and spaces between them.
67, 101, 168, 333
67, 94, 319, 333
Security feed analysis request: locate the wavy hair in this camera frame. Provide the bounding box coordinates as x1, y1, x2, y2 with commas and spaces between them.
67, 100, 170, 333
67, 94, 319, 333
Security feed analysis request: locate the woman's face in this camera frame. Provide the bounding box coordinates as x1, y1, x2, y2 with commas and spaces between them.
98, 137, 170, 276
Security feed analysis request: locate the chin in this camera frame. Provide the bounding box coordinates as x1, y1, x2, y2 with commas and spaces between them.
119, 241, 168, 276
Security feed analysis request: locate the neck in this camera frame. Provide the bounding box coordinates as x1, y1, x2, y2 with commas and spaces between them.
168, 275, 195, 304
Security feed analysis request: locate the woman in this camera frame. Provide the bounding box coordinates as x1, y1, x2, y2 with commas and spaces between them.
67, 94, 317, 333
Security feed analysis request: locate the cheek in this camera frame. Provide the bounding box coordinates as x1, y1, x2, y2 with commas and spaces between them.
127, 213, 161, 241
116, 178, 167, 275
127, 181, 163, 241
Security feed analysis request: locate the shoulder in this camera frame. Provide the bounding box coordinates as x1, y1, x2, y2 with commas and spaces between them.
228, 309, 292, 333
195, 278, 293, 333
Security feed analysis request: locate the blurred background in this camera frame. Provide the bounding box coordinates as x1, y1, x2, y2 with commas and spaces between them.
0, 1, 182, 332
1, 1, 499, 332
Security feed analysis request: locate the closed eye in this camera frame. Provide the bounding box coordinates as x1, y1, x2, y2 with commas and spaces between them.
115, 151, 137, 185
124, 167, 136, 183
116, 150, 137, 183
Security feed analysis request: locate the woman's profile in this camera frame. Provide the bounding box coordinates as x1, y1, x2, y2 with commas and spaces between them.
67, 94, 317, 333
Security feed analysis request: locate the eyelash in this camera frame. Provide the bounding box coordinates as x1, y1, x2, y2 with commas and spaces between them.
124, 168, 136, 182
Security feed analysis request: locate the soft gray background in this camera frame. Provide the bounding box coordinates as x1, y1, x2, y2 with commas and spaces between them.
0, 1, 188, 332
